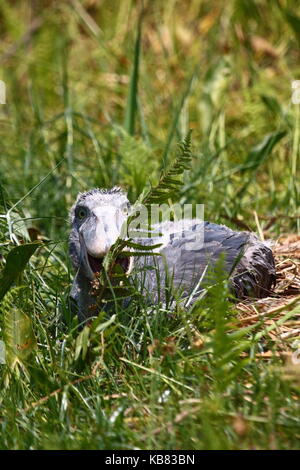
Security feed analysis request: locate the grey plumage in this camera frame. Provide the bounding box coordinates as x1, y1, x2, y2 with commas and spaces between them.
69, 188, 276, 321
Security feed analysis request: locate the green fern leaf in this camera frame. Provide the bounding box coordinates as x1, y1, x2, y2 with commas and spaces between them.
93, 132, 193, 305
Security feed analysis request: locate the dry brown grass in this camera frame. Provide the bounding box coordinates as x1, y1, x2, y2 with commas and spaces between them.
236, 235, 300, 356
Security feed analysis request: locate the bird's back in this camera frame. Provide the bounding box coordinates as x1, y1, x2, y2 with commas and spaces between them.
133, 220, 276, 304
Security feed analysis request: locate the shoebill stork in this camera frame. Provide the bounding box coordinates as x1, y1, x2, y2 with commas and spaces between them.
69, 187, 276, 321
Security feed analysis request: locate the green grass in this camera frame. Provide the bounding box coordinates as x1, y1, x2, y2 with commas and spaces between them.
0, 0, 300, 450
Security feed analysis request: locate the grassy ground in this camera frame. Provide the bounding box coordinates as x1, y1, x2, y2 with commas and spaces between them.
0, 0, 300, 450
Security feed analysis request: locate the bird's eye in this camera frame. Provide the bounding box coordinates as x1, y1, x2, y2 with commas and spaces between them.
77, 208, 87, 220
122, 206, 129, 215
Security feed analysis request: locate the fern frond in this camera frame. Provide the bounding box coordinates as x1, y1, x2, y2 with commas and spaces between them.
93, 132, 193, 306
142, 130, 193, 206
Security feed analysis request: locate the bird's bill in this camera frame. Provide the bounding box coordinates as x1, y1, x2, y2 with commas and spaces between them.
78, 206, 131, 279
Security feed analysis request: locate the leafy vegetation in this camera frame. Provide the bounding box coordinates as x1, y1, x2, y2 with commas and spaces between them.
0, 0, 300, 450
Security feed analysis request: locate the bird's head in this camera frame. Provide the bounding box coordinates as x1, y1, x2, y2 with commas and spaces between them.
69, 187, 131, 279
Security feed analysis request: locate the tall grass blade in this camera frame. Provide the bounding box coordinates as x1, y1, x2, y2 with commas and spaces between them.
0, 242, 41, 301
162, 68, 197, 166
124, 14, 142, 136
283, 9, 300, 47
236, 130, 286, 199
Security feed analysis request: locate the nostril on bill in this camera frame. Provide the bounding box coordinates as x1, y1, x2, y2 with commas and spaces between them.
103, 220, 110, 234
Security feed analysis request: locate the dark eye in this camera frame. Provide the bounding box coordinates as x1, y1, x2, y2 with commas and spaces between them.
77, 207, 87, 220
122, 204, 130, 216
